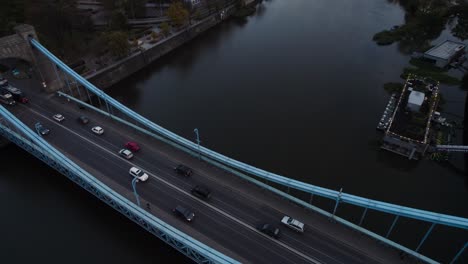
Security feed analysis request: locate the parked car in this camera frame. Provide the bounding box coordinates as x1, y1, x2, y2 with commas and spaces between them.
119, 149, 133, 159
91, 126, 104, 135
124, 141, 140, 152
78, 115, 89, 124
3, 86, 29, 104
174, 164, 193, 177
256, 223, 280, 239
280, 216, 305, 233
173, 205, 195, 222
35, 122, 50, 136
129, 167, 148, 181
52, 114, 65, 122
0, 75, 8, 87
191, 185, 211, 200
12, 93, 28, 103
0, 93, 15, 106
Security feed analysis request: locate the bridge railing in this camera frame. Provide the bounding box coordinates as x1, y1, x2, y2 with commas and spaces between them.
30, 37, 468, 230
30, 38, 467, 264
0, 105, 240, 264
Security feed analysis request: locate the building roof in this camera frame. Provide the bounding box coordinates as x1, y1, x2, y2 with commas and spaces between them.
408, 90, 425, 107
424, 40, 466, 60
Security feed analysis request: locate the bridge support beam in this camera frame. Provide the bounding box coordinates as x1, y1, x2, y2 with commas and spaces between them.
450, 242, 467, 264
386, 215, 399, 238
359, 207, 368, 226
13, 25, 64, 93
416, 223, 436, 252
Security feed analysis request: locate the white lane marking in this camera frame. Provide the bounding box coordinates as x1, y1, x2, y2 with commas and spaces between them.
21, 97, 382, 263
24, 106, 322, 264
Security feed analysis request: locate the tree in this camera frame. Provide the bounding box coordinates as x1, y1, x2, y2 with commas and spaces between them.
151, 31, 158, 40
462, 73, 468, 91
102, 31, 130, 58
451, 3, 468, 40
125, 0, 147, 18
160, 22, 170, 36
109, 10, 128, 30
0, 0, 26, 36
166, 1, 189, 27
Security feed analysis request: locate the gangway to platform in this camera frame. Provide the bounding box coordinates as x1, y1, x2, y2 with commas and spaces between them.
436, 145, 468, 152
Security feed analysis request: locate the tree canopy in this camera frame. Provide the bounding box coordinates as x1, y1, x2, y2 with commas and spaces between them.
167, 2, 189, 27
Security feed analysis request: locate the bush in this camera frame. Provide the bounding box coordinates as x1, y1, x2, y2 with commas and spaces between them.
372, 29, 401, 45
160, 22, 170, 36
383, 82, 404, 94
409, 58, 446, 72
401, 67, 460, 85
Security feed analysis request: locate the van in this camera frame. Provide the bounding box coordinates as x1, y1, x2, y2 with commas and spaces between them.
173, 205, 195, 222
191, 185, 211, 200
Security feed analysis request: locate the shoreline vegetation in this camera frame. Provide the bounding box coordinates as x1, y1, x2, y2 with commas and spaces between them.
375, 0, 468, 90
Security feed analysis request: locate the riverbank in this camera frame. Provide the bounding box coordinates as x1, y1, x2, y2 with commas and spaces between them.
84, 2, 240, 90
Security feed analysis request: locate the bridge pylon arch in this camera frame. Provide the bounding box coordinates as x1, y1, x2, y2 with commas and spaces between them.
0, 24, 63, 92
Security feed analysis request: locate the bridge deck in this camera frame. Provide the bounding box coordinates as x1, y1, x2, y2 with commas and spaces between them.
6, 74, 419, 264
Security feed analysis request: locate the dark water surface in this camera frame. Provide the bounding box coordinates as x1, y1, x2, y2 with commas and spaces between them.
2, 0, 467, 263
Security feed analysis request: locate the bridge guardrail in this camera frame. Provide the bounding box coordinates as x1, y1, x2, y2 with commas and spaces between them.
0, 105, 240, 264
30, 39, 468, 231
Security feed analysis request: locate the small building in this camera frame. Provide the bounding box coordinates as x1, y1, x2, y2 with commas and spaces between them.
407, 89, 425, 112
423, 40, 466, 68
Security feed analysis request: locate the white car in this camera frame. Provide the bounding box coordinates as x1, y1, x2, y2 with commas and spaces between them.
129, 167, 148, 182
91, 126, 104, 135
281, 216, 305, 233
52, 114, 65, 122
119, 149, 133, 159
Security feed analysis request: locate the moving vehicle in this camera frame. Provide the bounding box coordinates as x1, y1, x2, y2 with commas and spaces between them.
119, 149, 133, 159
174, 164, 193, 177
256, 223, 280, 239
129, 167, 148, 181
91, 126, 104, 135
78, 115, 89, 124
280, 216, 305, 233
35, 122, 50, 136
52, 114, 65, 122
191, 185, 211, 200
124, 141, 140, 152
173, 205, 195, 222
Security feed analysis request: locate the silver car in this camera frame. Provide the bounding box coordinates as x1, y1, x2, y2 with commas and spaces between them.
281, 216, 305, 233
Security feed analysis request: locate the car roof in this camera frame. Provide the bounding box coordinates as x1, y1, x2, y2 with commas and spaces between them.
193, 185, 210, 193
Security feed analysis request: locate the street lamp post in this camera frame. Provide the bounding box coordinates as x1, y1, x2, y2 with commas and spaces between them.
131, 177, 141, 207
194, 128, 201, 160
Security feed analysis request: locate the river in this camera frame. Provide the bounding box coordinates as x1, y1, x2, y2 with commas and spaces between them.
1, 0, 467, 263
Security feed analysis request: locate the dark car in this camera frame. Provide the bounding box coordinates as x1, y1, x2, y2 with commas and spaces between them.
9, 91, 28, 103
35, 122, 50, 136
256, 223, 280, 239
191, 185, 211, 200
78, 115, 89, 124
173, 205, 195, 222
174, 164, 193, 177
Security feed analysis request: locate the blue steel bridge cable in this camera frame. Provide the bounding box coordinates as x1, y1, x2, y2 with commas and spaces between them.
0, 106, 237, 264
29, 38, 468, 230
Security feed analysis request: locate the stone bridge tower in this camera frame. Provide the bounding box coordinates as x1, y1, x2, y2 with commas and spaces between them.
0, 24, 63, 92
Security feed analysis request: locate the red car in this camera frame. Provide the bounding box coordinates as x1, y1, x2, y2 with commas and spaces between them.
20, 97, 29, 103
125, 141, 140, 152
